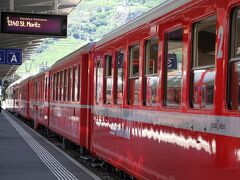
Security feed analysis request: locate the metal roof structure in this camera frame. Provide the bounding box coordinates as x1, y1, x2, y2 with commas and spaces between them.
0, 0, 81, 81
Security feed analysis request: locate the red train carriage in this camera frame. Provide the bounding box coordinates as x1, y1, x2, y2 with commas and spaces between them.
5, 82, 17, 113
48, 43, 94, 150
4, 0, 240, 179
91, 0, 240, 179
14, 77, 31, 119
29, 70, 50, 128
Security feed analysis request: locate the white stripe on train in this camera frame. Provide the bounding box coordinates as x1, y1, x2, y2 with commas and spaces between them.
18, 100, 240, 138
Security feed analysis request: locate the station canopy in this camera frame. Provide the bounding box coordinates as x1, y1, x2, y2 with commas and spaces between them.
0, 0, 81, 81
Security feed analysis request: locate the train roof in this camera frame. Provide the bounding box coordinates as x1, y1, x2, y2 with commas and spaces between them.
30, 68, 50, 80
7, 75, 32, 89
51, 42, 94, 68
95, 0, 191, 47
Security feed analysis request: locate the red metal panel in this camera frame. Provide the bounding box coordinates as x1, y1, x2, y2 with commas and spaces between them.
90, 0, 240, 179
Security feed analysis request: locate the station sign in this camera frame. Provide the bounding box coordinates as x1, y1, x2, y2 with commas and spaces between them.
0, 48, 22, 65
168, 54, 177, 69
1, 12, 67, 37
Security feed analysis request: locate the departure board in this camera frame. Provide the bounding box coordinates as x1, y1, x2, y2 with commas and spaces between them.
1, 12, 67, 37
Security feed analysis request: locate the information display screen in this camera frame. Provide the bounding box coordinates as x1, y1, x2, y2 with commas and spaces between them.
1, 12, 67, 37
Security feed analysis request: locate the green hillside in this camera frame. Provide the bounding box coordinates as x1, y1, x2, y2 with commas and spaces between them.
16, 0, 166, 76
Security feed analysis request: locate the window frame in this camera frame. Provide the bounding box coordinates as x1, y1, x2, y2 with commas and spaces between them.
72, 65, 79, 102
127, 43, 140, 106
163, 27, 184, 108
144, 37, 159, 76
189, 15, 217, 110
68, 67, 72, 102
129, 44, 140, 79
95, 56, 104, 105
143, 36, 159, 106
63, 69, 68, 101
104, 54, 113, 105
227, 7, 240, 111
114, 49, 125, 105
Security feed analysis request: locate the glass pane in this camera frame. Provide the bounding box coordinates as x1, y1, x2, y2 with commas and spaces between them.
128, 79, 140, 105
105, 77, 112, 104
53, 74, 56, 100
73, 66, 78, 101
64, 69, 67, 101
68, 68, 72, 101
45, 77, 48, 100
145, 76, 158, 106
104, 55, 112, 104
145, 38, 158, 75
62, 71, 64, 101
96, 60, 103, 104
56, 72, 59, 101
129, 45, 139, 77
60, 71, 63, 101
234, 10, 240, 56
165, 28, 183, 106
193, 17, 216, 67
192, 68, 215, 109
78, 67, 80, 102
105, 55, 112, 77
229, 61, 240, 110
115, 51, 124, 104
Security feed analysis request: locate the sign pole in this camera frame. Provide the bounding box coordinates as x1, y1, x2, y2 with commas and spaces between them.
10, 0, 14, 12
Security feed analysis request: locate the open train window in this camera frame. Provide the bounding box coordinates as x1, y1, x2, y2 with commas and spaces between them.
44, 77, 48, 100
68, 68, 72, 101
104, 55, 113, 104
164, 28, 183, 107
128, 44, 140, 105
95, 57, 103, 104
41, 78, 44, 100
53, 74, 56, 101
228, 8, 240, 111
63, 69, 67, 101
78, 66, 81, 102
72, 66, 79, 102
60, 71, 63, 101
114, 50, 124, 105
57, 72, 60, 101
144, 38, 159, 106
190, 16, 216, 109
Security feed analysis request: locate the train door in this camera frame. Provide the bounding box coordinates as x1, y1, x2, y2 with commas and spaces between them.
79, 53, 90, 150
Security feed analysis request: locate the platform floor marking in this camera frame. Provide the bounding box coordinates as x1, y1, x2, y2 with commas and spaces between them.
3, 112, 78, 180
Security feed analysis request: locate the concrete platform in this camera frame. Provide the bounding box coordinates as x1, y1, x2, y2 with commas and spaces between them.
0, 110, 100, 180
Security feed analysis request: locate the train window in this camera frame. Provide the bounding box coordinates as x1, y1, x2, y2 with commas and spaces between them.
53, 74, 56, 100
73, 66, 79, 101
104, 55, 113, 104
144, 38, 159, 106
129, 45, 140, 77
78, 66, 80, 102
128, 44, 140, 105
190, 16, 216, 109
68, 68, 72, 101
228, 8, 240, 111
44, 77, 47, 100
42, 78, 44, 100
59, 71, 63, 101
95, 58, 103, 104
164, 28, 183, 107
145, 38, 158, 75
57, 72, 60, 101
114, 50, 124, 104
63, 69, 67, 101
35, 81, 38, 100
